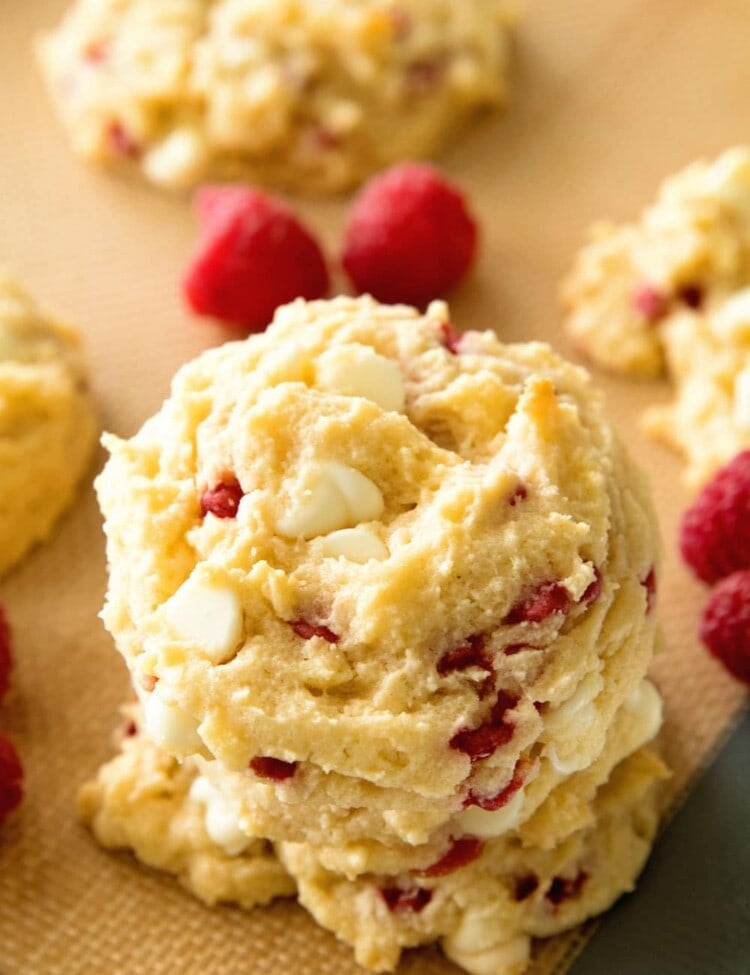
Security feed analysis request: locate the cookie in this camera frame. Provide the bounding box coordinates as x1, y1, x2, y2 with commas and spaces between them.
561, 146, 750, 380
278, 746, 668, 974
78, 707, 295, 908
0, 269, 96, 577
95, 295, 660, 856
39, 0, 514, 194
194, 677, 663, 876
561, 147, 750, 485
641, 292, 750, 488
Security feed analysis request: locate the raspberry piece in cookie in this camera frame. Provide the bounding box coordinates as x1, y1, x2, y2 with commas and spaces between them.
680, 451, 750, 584
0, 606, 12, 704
699, 569, 750, 685
342, 163, 478, 306
0, 733, 23, 823
183, 187, 329, 333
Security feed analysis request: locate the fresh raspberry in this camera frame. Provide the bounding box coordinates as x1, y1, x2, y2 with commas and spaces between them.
183, 186, 329, 333
699, 570, 750, 685
249, 756, 298, 781
680, 451, 750, 584
0, 733, 23, 823
342, 163, 478, 306
0, 606, 12, 705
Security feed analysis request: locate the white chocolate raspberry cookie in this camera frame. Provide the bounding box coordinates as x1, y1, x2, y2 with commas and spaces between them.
561, 146, 750, 485
78, 708, 295, 908
278, 746, 668, 974
195, 678, 663, 878
561, 146, 750, 380
39, 0, 514, 194
641, 292, 750, 488
0, 269, 96, 577
96, 295, 661, 858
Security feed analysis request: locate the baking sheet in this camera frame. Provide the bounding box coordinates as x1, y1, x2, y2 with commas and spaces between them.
0, 2, 748, 974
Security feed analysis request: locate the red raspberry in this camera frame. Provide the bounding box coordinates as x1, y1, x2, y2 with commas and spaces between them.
379, 886, 432, 913
699, 570, 750, 685
183, 186, 330, 333
249, 756, 298, 781
200, 478, 244, 519
416, 837, 484, 877
0, 733, 23, 823
450, 690, 518, 761
342, 163, 478, 306
680, 451, 750, 584
0, 606, 12, 705
513, 874, 539, 901
289, 620, 340, 644
503, 582, 570, 625
546, 870, 588, 906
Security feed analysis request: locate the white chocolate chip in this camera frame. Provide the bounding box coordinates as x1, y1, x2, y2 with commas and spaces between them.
276, 461, 384, 539
276, 467, 349, 538
326, 462, 384, 520
143, 690, 203, 756
320, 527, 389, 563
316, 344, 405, 412
623, 678, 663, 745
142, 127, 209, 189
189, 775, 252, 856
164, 574, 243, 664
452, 788, 525, 839
543, 670, 602, 736
443, 931, 530, 975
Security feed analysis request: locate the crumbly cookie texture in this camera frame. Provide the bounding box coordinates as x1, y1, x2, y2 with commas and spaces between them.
197, 677, 663, 878
0, 269, 97, 577
82, 702, 666, 975
641, 293, 750, 488
78, 708, 295, 908
561, 146, 750, 486
39, 0, 514, 194
280, 746, 668, 974
96, 295, 660, 859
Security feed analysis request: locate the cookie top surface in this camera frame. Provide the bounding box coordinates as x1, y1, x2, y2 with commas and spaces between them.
0, 269, 97, 576
97, 295, 659, 803
40, 0, 513, 193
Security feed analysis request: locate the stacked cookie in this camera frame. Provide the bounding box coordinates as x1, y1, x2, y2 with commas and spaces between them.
84, 296, 667, 974
562, 145, 750, 487
39, 0, 514, 194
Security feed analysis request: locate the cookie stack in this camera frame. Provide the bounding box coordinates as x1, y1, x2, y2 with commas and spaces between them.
83, 296, 668, 975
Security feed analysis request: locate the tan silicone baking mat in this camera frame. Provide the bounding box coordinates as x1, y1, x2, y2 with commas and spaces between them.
0, 2, 748, 973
